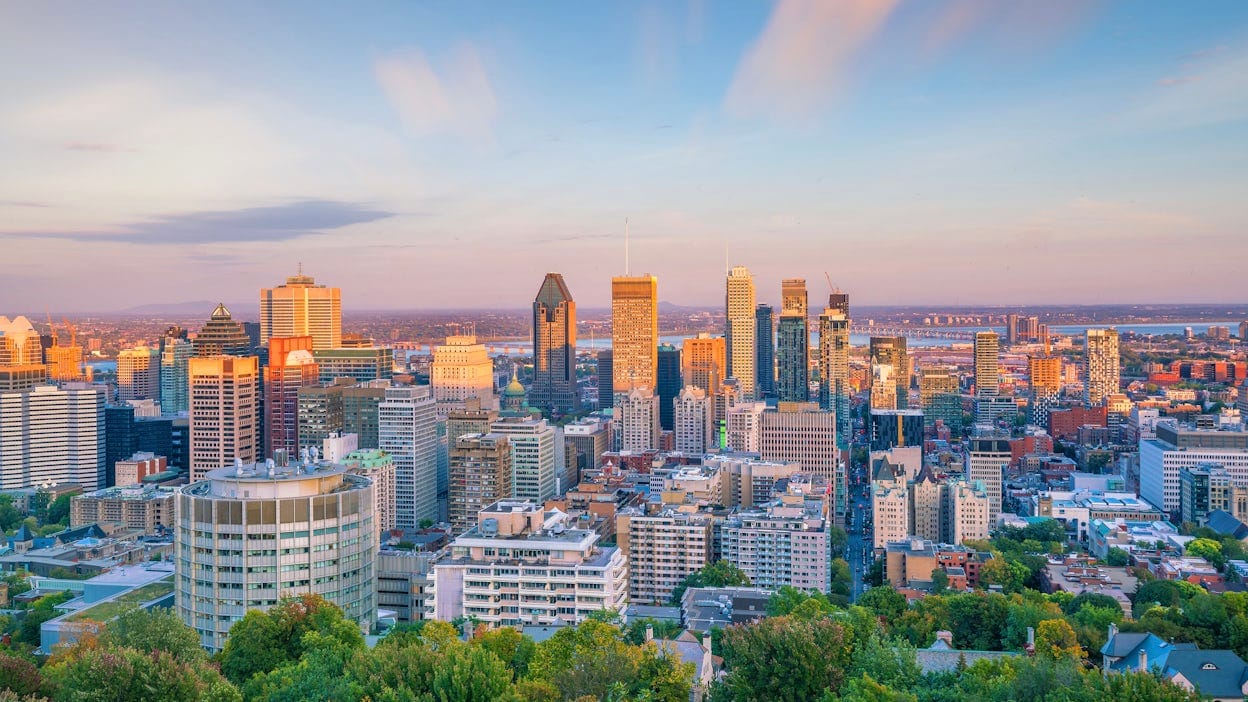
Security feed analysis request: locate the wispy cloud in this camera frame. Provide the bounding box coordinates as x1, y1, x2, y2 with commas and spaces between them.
374, 44, 498, 140
4, 199, 394, 245
65, 141, 137, 153
1127, 42, 1248, 130
919, 0, 1097, 55
725, 0, 899, 123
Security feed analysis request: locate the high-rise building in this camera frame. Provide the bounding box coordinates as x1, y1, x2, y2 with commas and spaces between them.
727, 402, 768, 453
596, 350, 613, 410
189, 356, 259, 481
721, 482, 833, 593
0, 316, 43, 367
1028, 355, 1062, 428
490, 416, 557, 502
0, 384, 104, 490
296, 379, 387, 452
776, 279, 809, 403
617, 386, 660, 452
974, 331, 1000, 397
869, 409, 925, 451
617, 508, 713, 605
430, 335, 495, 419
160, 337, 193, 415
759, 403, 843, 521
1084, 328, 1121, 407
530, 273, 580, 416
194, 304, 251, 357
872, 459, 909, 549
448, 433, 511, 535
313, 344, 393, 384
674, 386, 713, 455
869, 336, 908, 410
656, 344, 681, 432
966, 436, 1010, 524
1140, 422, 1248, 516
563, 416, 609, 480
919, 365, 961, 431
263, 337, 319, 460
755, 304, 775, 399
611, 275, 659, 395
379, 385, 438, 528
682, 333, 726, 395
175, 459, 376, 651
259, 270, 342, 350
870, 362, 898, 411
117, 346, 161, 402
725, 266, 757, 399
341, 448, 397, 536
948, 478, 992, 544
817, 297, 851, 449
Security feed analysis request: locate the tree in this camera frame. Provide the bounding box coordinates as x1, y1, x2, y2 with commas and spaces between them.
527, 618, 691, 702
0, 496, 22, 532
219, 594, 361, 686
1105, 548, 1129, 567
1186, 538, 1225, 569
1133, 580, 1184, 617
978, 558, 1028, 594
717, 616, 850, 701
767, 587, 837, 619
623, 618, 682, 646
100, 607, 205, 665
476, 625, 537, 680
829, 674, 917, 702
1064, 592, 1122, 616
670, 561, 751, 604
43, 647, 232, 702
857, 586, 907, 620
0, 653, 42, 698
930, 568, 949, 595
1035, 619, 1083, 661
45, 494, 74, 526
17, 590, 74, 647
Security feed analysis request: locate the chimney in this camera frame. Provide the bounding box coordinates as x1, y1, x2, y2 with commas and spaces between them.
645, 624, 654, 643
1027, 627, 1035, 647
1138, 648, 1147, 671
1108, 622, 1118, 642
702, 632, 713, 654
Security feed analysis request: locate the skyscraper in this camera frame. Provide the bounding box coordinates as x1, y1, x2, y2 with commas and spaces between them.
379, 384, 438, 528
430, 335, 495, 418
596, 350, 613, 410
754, 304, 775, 398
682, 333, 726, 395
117, 346, 161, 402
817, 296, 851, 450
966, 436, 1011, 525
656, 344, 681, 432
1028, 355, 1062, 427
263, 336, 319, 460
776, 279, 809, 402
159, 335, 193, 415
530, 273, 579, 416
674, 386, 712, 455
490, 415, 557, 501
725, 266, 757, 399
0, 384, 105, 490
611, 275, 659, 396
974, 331, 1000, 397
259, 270, 342, 350
919, 365, 961, 432
869, 336, 908, 410
1084, 328, 1121, 407
760, 403, 843, 521
188, 355, 259, 481
194, 304, 251, 357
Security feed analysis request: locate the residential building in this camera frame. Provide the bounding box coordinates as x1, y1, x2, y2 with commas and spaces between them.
873, 459, 910, 549
725, 266, 757, 399
726, 402, 767, 453
919, 365, 961, 431
721, 481, 832, 592
948, 478, 992, 543
564, 417, 609, 479
617, 386, 660, 453
114, 452, 167, 486
448, 433, 511, 535
259, 270, 342, 349
1085, 328, 1120, 407
776, 279, 808, 402
870, 336, 909, 409
188, 355, 258, 481
760, 403, 843, 521
617, 508, 714, 605
966, 436, 1011, 525
530, 273, 580, 416
341, 449, 397, 535
817, 298, 851, 449
159, 337, 193, 415
974, 331, 1000, 397
1029, 355, 1062, 428
674, 386, 713, 455
379, 384, 438, 528
117, 346, 161, 402
376, 550, 437, 624
0, 384, 105, 490
754, 304, 775, 398
70, 484, 173, 532
611, 275, 659, 395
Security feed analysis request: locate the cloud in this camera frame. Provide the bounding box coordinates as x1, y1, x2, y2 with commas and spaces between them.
4, 199, 394, 245
725, 0, 899, 123
1157, 76, 1200, 87
919, 0, 1096, 55
65, 141, 137, 152
374, 44, 498, 140
0, 200, 50, 208
1126, 43, 1248, 130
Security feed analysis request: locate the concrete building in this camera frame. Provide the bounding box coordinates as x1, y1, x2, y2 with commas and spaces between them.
530, 273, 580, 416
1180, 464, 1248, 526
974, 331, 1000, 398
948, 478, 992, 544
259, 270, 342, 350
448, 433, 511, 535
776, 279, 808, 402
189, 356, 259, 482
430, 335, 496, 419
919, 365, 961, 431
564, 417, 610, 480
0, 384, 105, 490
873, 459, 910, 549
725, 266, 757, 400
376, 549, 437, 624
617, 508, 714, 605
435, 501, 627, 626
618, 386, 661, 453
612, 275, 659, 396
263, 336, 319, 461
490, 416, 558, 502
1032, 491, 1165, 541
174, 459, 376, 651
1140, 421, 1248, 516
379, 384, 438, 528
312, 345, 394, 384
1028, 355, 1062, 428
70, 484, 174, 532
702, 455, 804, 508
966, 436, 1011, 525
117, 346, 161, 402
817, 299, 851, 450
869, 409, 925, 451
726, 402, 767, 453
115, 452, 167, 486
1084, 328, 1120, 407
760, 403, 843, 521
674, 386, 713, 455
721, 481, 832, 592
297, 379, 387, 452
682, 333, 726, 395
341, 449, 397, 535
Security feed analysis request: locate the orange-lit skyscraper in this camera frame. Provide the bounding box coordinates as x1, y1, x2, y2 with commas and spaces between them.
189, 355, 259, 481
725, 266, 757, 399
682, 333, 726, 395
611, 275, 658, 397
259, 270, 342, 350
264, 336, 319, 459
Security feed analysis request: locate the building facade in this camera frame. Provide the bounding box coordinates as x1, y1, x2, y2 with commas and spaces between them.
189, 356, 259, 482
0, 383, 105, 490
259, 271, 342, 350
448, 433, 512, 535
611, 275, 659, 396
530, 273, 580, 416
1085, 328, 1121, 407
725, 266, 757, 399
378, 385, 438, 528
430, 336, 496, 419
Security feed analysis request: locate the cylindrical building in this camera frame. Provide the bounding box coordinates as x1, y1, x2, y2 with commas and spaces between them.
175, 459, 376, 651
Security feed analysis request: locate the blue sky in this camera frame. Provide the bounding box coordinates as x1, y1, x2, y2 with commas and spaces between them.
2, 1, 1247, 312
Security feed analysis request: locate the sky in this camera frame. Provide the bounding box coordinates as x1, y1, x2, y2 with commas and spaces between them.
2, 1, 1247, 313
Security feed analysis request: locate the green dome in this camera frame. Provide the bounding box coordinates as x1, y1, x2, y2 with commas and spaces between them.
504, 370, 526, 396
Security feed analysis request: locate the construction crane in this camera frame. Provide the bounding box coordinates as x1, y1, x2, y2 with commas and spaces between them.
823, 272, 842, 293
45, 312, 59, 346
61, 317, 78, 348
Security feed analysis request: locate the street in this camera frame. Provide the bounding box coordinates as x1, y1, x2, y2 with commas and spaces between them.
845, 471, 873, 602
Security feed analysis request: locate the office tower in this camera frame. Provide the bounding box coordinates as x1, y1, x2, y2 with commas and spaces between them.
430, 335, 495, 419
0, 384, 105, 490
175, 459, 376, 651
755, 304, 776, 398
1006, 313, 1019, 345
596, 350, 613, 410
725, 266, 757, 399
974, 331, 1000, 397
117, 346, 161, 402
107, 404, 175, 485
1028, 355, 1062, 427
1084, 328, 1121, 407
683, 333, 726, 396
379, 385, 437, 528
490, 415, 557, 501
0, 316, 43, 367
296, 379, 386, 452
776, 279, 809, 402
869, 336, 908, 410
872, 459, 909, 549
759, 403, 843, 520
448, 433, 511, 534
160, 337, 193, 415
1240, 321, 1248, 342
189, 356, 259, 481
530, 273, 579, 416
656, 344, 681, 431
1140, 422, 1248, 516
259, 269, 342, 350
919, 365, 961, 431
674, 386, 713, 455
817, 298, 851, 449
869, 409, 925, 451
611, 275, 659, 395
966, 436, 1010, 524
617, 386, 660, 452
617, 508, 713, 604
194, 304, 251, 357
564, 416, 609, 477
263, 337, 319, 460
313, 344, 394, 384
436, 501, 628, 624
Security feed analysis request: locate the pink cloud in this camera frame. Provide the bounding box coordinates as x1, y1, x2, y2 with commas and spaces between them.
374, 44, 498, 141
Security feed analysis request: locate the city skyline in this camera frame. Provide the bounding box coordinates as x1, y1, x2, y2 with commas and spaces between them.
3, 2, 1248, 311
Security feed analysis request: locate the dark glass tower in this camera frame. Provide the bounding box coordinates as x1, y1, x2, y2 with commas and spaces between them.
754, 304, 775, 399
530, 273, 580, 416
657, 344, 681, 431
596, 349, 613, 410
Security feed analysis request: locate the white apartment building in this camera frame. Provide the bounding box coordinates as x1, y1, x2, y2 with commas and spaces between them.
118, 346, 161, 402
430, 335, 496, 419
720, 482, 832, 592
702, 455, 803, 508
490, 415, 557, 503
0, 383, 105, 491
617, 386, 660, 452
872, 461, 910, 549
379, 385, 438, 528
674, 386, 713, 455
966, 436, 1011, 525
1084, 328, 1120, 407
726, 402, 767, 453
949, 478, 991, 544
434, 501, 627, 627
617, 508, 714, 605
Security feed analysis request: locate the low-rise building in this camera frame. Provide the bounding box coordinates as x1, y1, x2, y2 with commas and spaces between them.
720, 477, 832, 592
70, 485, 174, 532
